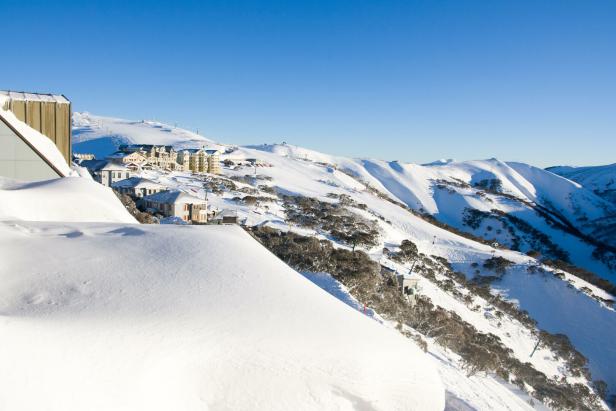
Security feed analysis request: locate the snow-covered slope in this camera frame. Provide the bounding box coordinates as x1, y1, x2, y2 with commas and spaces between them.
72, 112, 224, 158
67, 115, 614, 408
241, 145, 616, 278
548, 163, 616, 206
1, 119, 445, 410
0, 177, 135, 223
140, 142, 616, 403
0, 221, 444, 411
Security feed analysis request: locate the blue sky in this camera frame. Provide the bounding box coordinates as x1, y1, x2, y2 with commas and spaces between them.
2, 0, 615, 167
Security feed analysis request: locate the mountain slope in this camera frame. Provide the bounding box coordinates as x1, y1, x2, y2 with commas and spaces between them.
548, 163, 616, 206
72, 112, 223, 158
0, 187, 445, 410
244, 145, 616, 278
71, 115, 615, 408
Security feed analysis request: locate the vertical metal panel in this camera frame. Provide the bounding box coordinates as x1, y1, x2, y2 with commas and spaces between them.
26, 101, 42, 132
54, 103, 71, 163
41, 101, 57, 142
3, 93, 72, 166
10, 100, 26, 122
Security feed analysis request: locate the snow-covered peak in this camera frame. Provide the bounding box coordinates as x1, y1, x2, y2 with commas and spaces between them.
72, 112, 225, 158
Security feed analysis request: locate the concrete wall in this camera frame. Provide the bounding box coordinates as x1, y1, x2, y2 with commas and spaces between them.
0, 120, 60, 181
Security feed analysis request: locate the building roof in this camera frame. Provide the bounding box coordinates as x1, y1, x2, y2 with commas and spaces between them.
112, 177, 166, 189
179, 148, 204, 154
107, 151, 145, 159
212, 209, 238, 221
0, 90, 70, 104
142, 190, 206, 205
81, 159, 128, 172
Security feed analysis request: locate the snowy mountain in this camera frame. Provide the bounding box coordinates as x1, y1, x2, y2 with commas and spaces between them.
70, 114, 615, 410
72, 112, 224, 158
0, 177, 445, 410
241, 144, 616, 278
548, 163, 616, 206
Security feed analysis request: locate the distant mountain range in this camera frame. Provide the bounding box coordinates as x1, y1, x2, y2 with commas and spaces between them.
548, 163, 616, 206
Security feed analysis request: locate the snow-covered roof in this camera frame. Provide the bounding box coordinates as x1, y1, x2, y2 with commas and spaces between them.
0, 90, 70, 104
0, 109, 72, 177
80, 159, 128, 172
142, 190, 206, 205
213, 209, 238, 219
107, 151, 145, 159
112, 177, 166, 189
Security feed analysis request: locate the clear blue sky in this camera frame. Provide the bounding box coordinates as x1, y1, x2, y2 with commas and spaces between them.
2, 0, 615, 167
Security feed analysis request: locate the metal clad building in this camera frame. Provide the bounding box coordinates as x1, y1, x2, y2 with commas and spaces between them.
1, 90, 71, 164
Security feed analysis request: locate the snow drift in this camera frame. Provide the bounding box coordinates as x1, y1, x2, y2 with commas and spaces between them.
0, 222, 444, 411
0, 176, 135, 223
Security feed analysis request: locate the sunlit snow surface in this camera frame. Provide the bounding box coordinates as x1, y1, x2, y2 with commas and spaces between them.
0, 205, 444, 410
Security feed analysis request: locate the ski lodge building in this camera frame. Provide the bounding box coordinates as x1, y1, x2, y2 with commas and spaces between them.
0, 90, 72, 181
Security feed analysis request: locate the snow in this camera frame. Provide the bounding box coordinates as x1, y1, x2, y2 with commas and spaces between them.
0, 149, 446, 410
0, 221, 445, 411
548, 163, 616, 205
142, 189, 206, 204
214, 144, 616, 397
0, 90, 70, 104
65, 115, 615, 407
0, 177, 135, 223
111, 176, 166, 190
0, 108, 73, 177
72, 112, 225, 158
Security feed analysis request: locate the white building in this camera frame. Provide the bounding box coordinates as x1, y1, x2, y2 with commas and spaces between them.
397, 274, 420, 306
81, 160, 131, 187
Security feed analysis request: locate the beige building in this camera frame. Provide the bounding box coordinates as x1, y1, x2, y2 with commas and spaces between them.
115, 144, 221, 174
108, 151, 147, 167
1, 90, 71, 164
177, 148, 220, 174
142, 190, 208, 223
205, 149, 221, 174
